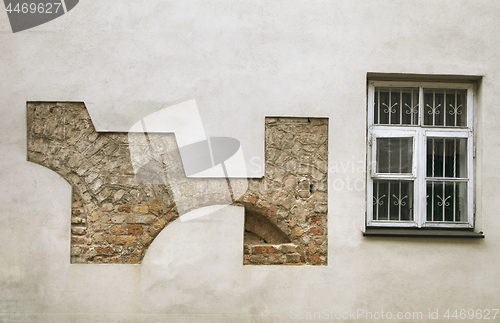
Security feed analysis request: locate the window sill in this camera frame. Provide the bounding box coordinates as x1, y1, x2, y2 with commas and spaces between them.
363, 227, 484, 238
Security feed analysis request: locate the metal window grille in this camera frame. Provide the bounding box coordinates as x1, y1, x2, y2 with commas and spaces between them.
367, 81, 474, 228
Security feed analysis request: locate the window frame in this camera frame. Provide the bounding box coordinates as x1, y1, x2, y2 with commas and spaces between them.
367, 81, 475, 229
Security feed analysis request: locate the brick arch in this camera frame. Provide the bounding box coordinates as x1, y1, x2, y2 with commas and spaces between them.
28, 102, 181, 263
238, 200, 291, 245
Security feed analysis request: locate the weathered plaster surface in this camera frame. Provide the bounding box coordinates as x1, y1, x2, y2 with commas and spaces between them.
1, 0, 500, 321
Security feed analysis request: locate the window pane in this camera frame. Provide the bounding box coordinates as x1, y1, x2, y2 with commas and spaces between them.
426, 181, 467, 222
374, 87, 419, 125
423, 89, 467, 127
373, 180, 413, 221
377, 138, 413, 173
426, 138, 467, 178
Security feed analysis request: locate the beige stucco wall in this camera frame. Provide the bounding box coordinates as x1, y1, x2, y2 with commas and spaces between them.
1, 0, 500, 322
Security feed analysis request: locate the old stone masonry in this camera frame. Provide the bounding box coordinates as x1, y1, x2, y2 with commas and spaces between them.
27, 102, 328, 265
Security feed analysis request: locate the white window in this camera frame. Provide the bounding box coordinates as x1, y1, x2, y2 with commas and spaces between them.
367, 81, 474, 228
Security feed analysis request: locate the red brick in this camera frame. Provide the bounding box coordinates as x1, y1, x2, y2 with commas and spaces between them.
252, 245, 279, 254
128, 225, 143, 235
247, 195, 257, 204
95, 247, 114, 256
117, 204, 131, 213
309, 254, 321, 265
309, 226, 324, 235
149, 200, 162, 215
310, 216, 323, 224
71, 236, 86, 244
165, 211, 176, 221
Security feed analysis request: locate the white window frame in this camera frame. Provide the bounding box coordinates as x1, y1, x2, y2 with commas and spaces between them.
367, 81, 474, 229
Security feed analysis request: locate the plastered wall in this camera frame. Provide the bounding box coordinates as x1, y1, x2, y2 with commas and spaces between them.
1, 1, 500, 322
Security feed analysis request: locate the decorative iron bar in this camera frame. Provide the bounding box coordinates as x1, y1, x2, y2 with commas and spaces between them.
449, 104, 462, 115
423, 89, 466, 127
392, 194, 408, 206
426, 137, 468, 222
373, 181, 413, 221
382, 102, 397, 114
374, 87, 419, 125
375, 88, 465, 127
444, 89, 447, 126
426, 103, 441, 125
405, 103, 419, 115
373, 194, 386, 206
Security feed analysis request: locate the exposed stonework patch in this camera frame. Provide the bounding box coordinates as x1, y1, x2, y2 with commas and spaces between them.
27, 103, 327, 265
237, 117, 328, 265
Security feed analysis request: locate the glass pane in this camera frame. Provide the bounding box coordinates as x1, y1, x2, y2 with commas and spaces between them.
377, 138, 413, 173
423, 89, 467, 127
373, 180, 413, 221
374, 87, 419, 125
426, 181, 467, 222
426, 138, 467, 178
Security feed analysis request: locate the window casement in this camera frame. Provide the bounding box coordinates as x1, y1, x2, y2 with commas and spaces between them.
367, 81, 474, 229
